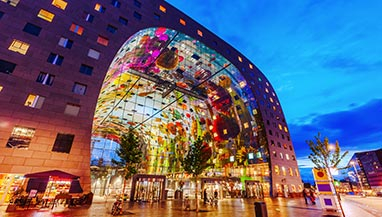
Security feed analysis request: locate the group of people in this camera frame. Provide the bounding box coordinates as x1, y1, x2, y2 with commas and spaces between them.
303, 188, 317, 205
203, 188, 218, 205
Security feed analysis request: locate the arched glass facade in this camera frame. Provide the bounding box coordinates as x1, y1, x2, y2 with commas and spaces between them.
91, 27, 269, 180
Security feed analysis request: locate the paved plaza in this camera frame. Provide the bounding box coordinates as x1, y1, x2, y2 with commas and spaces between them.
1, 195, 381, 217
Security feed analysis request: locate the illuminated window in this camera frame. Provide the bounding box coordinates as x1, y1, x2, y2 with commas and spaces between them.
159, 5, 166, 13
279, 153, 283, 159
38, 9, 55, 22
94, 3, 106, 13
239, 81, 246, 88
285, 154, 290, 160
243, 122, 249, 129
84, 12, 94, 22
1, 0, 20, 6
238, 56, 243, 62
97, 35, 109, 46
179, 18, 186, 26
52, 0, 67, 10
111, 0, 121, 8
223, 129, 228, 135
289, 168, 293, 176
274, 165, 279, 175
23, 23, 42, 36
79, 64, 93, 75
52, 133, 74, 153
270, 97, 274, 103
8, 39, 30, 55
249, 64, 253, 69
58, 37, 73, 49
295, 168, 299, 177
88, 49, 100, 60
282, 167, 286, 176
64, 103, 80, 116
197, 30, 203, 37
0, 86, 2, 92
36, 72, 55, 86
6, 126, 35, 149
284, 126, 288, 133
0, 59, 16, 74
69, 23, 84, 35
273, 151, 276, 157
47, 53, 64, 65
278, 124, 282, 130
72, 82, 87, 95
24, 94, 45, 109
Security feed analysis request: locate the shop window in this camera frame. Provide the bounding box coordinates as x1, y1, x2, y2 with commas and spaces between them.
106, 24, 117, 34
64, 103, 80, 116
197, 29, 203, 37
52, 0, 67, 10
24, 94, 45, 109
79, 64, 93, 75
8, 39, 29, 55
179, 18, 186, 26
118, 16, 128, 25
1, 0, 20, 6
36, 72, 54, 86
159, 5, 166, 13
134, 0, 141, 8
6, 126, 35, 149
88, 49, 100, 60
47, 53, 64, 65
72, 82, 87, 95
111, 0, 121, 8
133, 11, 141, 20
84, 12, 94, 22
97, 35, 109, 46
52, 133, 74, 153
94, 3, 106, 13
38, 9, 55, 22
23, 23, 42, 36
0, 59, 16, 74
58, 37, 73, 49
69, 23, 84, 35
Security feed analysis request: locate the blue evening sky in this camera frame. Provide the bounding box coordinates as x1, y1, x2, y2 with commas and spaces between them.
166, 0, 382, 172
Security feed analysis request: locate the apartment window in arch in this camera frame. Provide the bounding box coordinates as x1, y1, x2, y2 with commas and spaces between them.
47, 53, 64, 65
24, 94, 45, 109
52, 133, 74, 153
6, 126, 35, 149
8, 39, 30, 55
52, 0, 67, 10
36, 72, 55, 86
72, 82, 87, 95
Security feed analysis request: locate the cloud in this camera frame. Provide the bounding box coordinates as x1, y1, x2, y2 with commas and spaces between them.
290, 99, 382, 167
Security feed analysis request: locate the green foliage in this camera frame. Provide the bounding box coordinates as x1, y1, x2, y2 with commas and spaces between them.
181, 137, 212, 177
307, 133, 349, 170
112, 128, 143, 180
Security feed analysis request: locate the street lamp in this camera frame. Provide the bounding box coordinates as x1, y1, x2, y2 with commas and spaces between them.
350, 161, 364, 193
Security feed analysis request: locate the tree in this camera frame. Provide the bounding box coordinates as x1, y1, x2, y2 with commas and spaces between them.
181, 137, 212, 212
112, 127, 143, 205
306, 132, 348, 217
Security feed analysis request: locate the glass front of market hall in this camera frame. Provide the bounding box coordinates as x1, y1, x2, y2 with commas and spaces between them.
90, 27, 271, 200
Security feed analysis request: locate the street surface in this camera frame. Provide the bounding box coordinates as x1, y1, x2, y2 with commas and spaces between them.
1, 195, 381, 216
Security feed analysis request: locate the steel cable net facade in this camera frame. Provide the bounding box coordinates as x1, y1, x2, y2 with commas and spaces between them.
0, 0, 302, 197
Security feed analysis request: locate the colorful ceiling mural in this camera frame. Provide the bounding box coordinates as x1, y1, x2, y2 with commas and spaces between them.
92, 27, 268, 174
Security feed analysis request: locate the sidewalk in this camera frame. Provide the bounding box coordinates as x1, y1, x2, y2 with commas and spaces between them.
1, 196, 380, 216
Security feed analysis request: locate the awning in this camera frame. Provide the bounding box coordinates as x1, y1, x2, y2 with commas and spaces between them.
24, 170, 80, 179
69, 180, 83, 193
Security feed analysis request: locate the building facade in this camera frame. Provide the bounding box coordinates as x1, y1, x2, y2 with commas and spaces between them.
347, 149, 382, 191
0, 0, 302, 201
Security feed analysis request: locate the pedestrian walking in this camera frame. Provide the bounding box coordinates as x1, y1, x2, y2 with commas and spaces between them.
303, 188, 309, 205
309, 188, 316, 205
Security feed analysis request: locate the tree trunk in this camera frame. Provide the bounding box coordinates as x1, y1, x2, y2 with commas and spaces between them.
195, 175, 199, 212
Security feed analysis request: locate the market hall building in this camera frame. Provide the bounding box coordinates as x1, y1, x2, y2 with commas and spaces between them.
0, 0, 302, 203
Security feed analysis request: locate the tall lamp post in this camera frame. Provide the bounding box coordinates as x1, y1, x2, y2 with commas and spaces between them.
350, 161, 364, 193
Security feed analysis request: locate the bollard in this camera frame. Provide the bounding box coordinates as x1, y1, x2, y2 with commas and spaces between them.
254, 201, 268, 217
